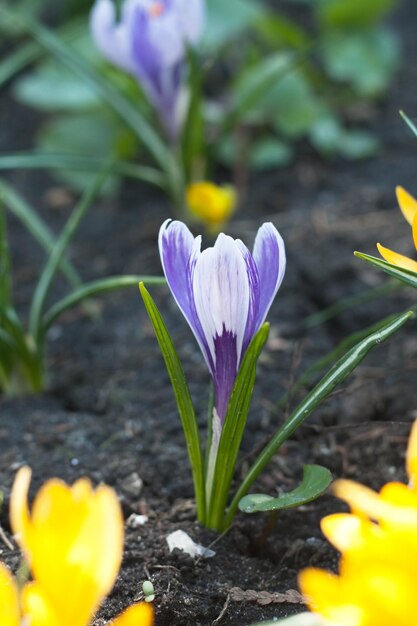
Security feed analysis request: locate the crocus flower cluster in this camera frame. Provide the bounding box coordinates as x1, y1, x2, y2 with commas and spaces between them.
159, 220, 286, 423
1, 467, 153, 626
186, 181, 237, 231
299, 421, 417, 626
377, 186, 417, 272
90, 0, 205, 140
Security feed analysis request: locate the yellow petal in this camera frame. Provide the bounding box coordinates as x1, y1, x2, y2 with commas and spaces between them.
412, 213, 417, 253
396, 186, 417, 226
186, 181, 237, 228
376, 242, 417, 273
298, 568, 363, 626
407, 420, 417, 488
334, 479, 417, 527
9, 465, 32, 557
22, 582, 60, 626
380, 481, 417, 511
0, 563, 20, 626
111, 602, 154, 626
320, 513, 370, 552
10, 468, 124, 626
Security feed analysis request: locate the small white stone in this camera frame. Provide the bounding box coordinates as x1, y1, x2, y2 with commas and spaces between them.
122, 472, 143, 497
126, 514, 148, 528
166, 529, 215, 559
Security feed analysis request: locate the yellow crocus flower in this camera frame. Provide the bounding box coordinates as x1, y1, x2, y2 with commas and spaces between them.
1, 467, 153, 626
377, 186, 417, 273
299, 421, 417, 626
186, 181, 237, 231
0, 563, 19, 626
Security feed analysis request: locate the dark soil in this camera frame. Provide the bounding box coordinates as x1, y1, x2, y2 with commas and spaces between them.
1, 1, 417, 624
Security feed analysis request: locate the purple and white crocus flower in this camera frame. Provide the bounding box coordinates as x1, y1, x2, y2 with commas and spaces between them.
90, 0, 205, 140
159, 220, 286, 425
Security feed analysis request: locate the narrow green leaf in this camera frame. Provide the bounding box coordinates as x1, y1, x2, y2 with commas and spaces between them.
29, 168, 108, 340
0, 17, 85, 89
303, 279, 400, 329
43, 275, 165, 331
355, 251, 417, 289
0, 326, 19, 352
181, 49, 205, 181
224, 310, 413, 528
139, 282, 206, 522
400, 110, 417, 139
0, 178, 81, 288
0, 307, 43, 392
239, 464, 332, 513
0, 41, 41, 88
0, 153, 165, 188
276, 310, 404, 412
207, 324, 270, 529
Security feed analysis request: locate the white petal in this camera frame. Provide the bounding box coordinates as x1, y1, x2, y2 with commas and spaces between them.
192, 233, 250, 366
90, 0, 136, 73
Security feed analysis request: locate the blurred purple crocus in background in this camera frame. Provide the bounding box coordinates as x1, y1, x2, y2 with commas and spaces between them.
159, 220, 286, 424
90, 0, 205, 140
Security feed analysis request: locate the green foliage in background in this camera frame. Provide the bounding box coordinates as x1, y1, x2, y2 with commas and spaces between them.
0, 171, 164, 396
1, 0, 401, 195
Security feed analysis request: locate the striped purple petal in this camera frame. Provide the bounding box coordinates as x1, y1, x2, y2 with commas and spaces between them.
158, 220, 213, 372
90, 0, 205, 140
158, 221, 285, 424
253, 222, 286, 329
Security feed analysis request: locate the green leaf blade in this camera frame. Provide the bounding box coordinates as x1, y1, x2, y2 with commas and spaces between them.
29, 168, 108, 340
139, 282, 205, 522
355, 251, 417, 289
224, 309, 413, 527
0, 178, 81, 288
239, 464, 332, 513
207, 323, 270, 530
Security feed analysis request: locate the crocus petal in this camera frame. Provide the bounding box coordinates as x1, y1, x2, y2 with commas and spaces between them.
111, 602, 154, 626
159, 220, 285, 423
376, 242, 417, 273
407, 420, 417, 489
0, 564, 20, 626
130, 6, 182, 85
236, 239, 260, 353
193, 233, 250, 368
333, 479, 417, 527
299, 568, 363, 626
174, 0, 205, 43
193, 234, 250, 420
90, 0, 137, 73
128, 2, 191, 138
321, 513, 371, 552
10, 467, 123, 626
252, 222, 286, 328
158, 219, 197, 320
396, 186, 417, 226
21, 583, 60, 626
158, 220, 213, 371
412, 213, 417, 252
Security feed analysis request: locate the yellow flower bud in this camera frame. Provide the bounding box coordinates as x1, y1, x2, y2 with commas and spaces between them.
186, 181, 237, 230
